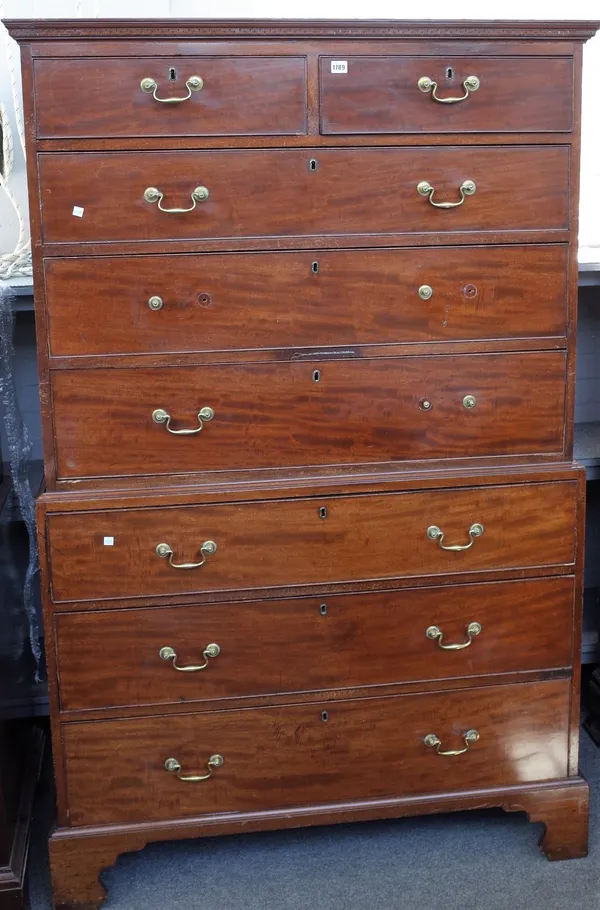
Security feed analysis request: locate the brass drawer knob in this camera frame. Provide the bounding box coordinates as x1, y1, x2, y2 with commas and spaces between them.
144, 185, 209, 213
426, 621, 482, 650
152, 406, 214, 435
418, 285, 433, 300
424, 729, 480, 756
155, 540, 217, 570
164, 753, 224, 782
417, 179, 476, 209
159, 643, 221, 671
418, 75, 480, 103
463, 394, 477, 409
140, 75, 203, 103
427, 523, 484, 551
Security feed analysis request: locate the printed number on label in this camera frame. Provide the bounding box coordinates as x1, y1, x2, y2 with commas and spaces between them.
330, 61, 348, 74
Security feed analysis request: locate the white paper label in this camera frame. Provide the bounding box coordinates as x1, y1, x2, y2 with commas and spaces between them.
103, 536, 115, 546
72, 205, 84, 217
330, 61, 348, 74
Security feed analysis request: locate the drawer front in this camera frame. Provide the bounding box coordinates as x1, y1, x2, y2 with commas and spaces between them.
38, 146, 569, 245
44, 245, 568, 357
46, 481, 577, 603
320, 56, 573, 135
34, 56, 307, 138
51, 352, 567, 482
56, 577, 574, 711
63, 680, 570, 825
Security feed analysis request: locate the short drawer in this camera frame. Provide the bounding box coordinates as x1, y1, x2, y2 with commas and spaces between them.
33, 56, 307, 138
320, 56, 573, 134
51, 352, 567, 482
38, 146, 569, 245
62, 679, 570, 826
55, 577, 575, 712
45, 480, 577, 603
44, 245, 568, 357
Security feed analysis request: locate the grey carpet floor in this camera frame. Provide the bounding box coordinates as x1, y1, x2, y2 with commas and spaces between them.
28, 729, 600, 910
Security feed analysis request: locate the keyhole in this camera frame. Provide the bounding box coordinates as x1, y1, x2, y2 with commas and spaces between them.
446, 66, 454, 80
169, 67, 177, 81
311, 261, 319, 274
319, 603, 328, 616
309, 158, 318, 171
313, 370, 321, 382
319, 506, 328, 519
321, 711, 329, 722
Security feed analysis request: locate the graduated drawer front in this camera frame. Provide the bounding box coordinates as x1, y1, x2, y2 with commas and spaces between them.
38, 146, 569, 245
44, 245, 568, 357
56, 577, 574, 712
320, 56, 573, 134
50, 352, 567, 482
62, 680, 571, 826
46, 481, 577, 603
33, 56, 307, 138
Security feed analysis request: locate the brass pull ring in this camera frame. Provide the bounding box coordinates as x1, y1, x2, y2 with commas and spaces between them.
164, 753, 224, 782
144, 185, 209, 213
418, 75, 480, 103
424, 729, 480, 756
426, 622, 482, 650
159, 642, 221, 671
417, 179, 476, 209
152, 406, 214, 435
140, 75, 203, 103
155, 540, 217, 570
427, 523, 484, 551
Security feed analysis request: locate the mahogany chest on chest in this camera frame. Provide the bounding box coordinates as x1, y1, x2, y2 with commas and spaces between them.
6, 17, 599, 909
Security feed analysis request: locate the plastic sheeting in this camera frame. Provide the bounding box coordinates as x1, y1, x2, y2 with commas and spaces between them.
0, 285, 41, 679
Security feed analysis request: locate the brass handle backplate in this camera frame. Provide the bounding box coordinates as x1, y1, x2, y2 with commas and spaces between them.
140, 75, 203, 103
159, 642, 221, 671
424, 729, 480, 756
427, 523, 484, 551
418, 75, 480, 103
144, 185, 209, 213
152, 407, 214, 435
426, 622, 482, 650
417, 179, 476, 209
164, 753, 224, 782
156, 540, 217, 570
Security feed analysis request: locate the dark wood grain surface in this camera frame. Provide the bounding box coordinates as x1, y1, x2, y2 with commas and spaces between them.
61, 679, 571, 826
55, 576, 574, 712
50, 352, 567, 481
320, 55, 573, 134
43, 245, 568, 357
34, 56, 307, 139
38, 146, 570, 245
45, 480, 577, 603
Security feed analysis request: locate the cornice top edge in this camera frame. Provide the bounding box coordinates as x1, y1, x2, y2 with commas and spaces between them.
4, 18, 600, 43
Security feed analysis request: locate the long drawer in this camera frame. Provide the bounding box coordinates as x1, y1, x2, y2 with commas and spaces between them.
320, 55, 573, 134
43, 245, 568, 357
62, 680, 571, 826
38, 146, 569, 245
50, 352, 566, 482
45, 480, 577, 603
33, 56, 307, 139
55, 577, 574, 712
